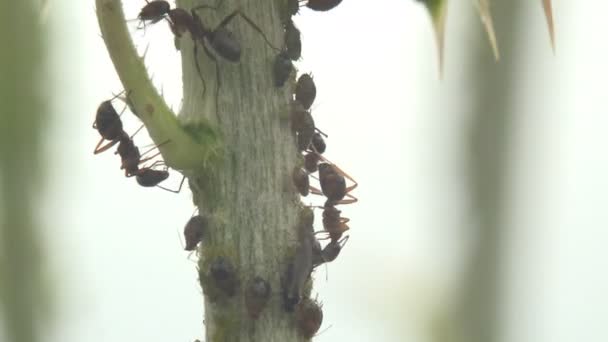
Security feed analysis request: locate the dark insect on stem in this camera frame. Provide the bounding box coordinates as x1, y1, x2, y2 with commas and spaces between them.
273, 51, 293, 87
183, 214, 207, 251
317, 235, 349, 265
293, 167, 310, 196
167, 8, 197, 38
115, 127, 161, 177
245, 276, 272, 319
315, 161, 358, 205
135, 160, 185, 193
295, 73, 316, 109
284, 19, 301, 61
301, 0, 343, 12
304, 151, 321, 173
185, 4, 280, 112
209, 256, 238, 297
137, 0, 171, 29
311, 132, 326, 154
93, 91, 128, 154
318, 205, 349, 242
287, 0, 300, 16
295, 297, 323, 338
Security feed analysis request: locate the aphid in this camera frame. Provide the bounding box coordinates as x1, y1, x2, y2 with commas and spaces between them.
317, 162, 358, 205
293, 167, 310, 196
295, 297, 323, 338
284, 19, 301, 61
287, 0, 300, 16
302, 0, 343, 12
209, 256, 238, 297
93, 92, 127, 154
138, 0, 171, 28
304, 152, 321, 173
273, 51, 293, 87
319, 205, 350, 242
245, 276, 271, 319
183, 215, 207, 251
291, 102, 315, 151
295, 73, 316, 109
283, 242, 311, 311
311, 132, 326, 153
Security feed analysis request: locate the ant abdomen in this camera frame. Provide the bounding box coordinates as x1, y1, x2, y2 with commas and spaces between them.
135, 168, 169, 187
303, 0, 343, 12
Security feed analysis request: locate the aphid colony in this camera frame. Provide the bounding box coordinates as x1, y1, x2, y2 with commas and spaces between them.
96, 0, 349, 339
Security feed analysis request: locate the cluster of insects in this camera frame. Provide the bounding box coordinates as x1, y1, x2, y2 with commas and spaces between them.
137, 0, 280, 109
93, 91, 184, 192
108, 0, 348, 339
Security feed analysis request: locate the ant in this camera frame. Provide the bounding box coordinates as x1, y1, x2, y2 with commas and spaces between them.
180, 3, 280, 107
93, 91, 129, 154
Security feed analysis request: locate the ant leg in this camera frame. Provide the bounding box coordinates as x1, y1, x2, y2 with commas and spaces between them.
234, 11, 280, 51
212, 9, 279, 52
93, 138, 120, 154
309, 186, 323, 196
315, 127, 328, 137
130, 124, 145, 139
139, 139, 170, 160
200, 40, 221, 119
332, 193, 358, 205
193, 40, 207, 97
156, 174, 186, 194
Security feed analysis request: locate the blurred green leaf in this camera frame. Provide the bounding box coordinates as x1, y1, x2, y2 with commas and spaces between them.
417, 0, 448, 77
476, 0, 500, 60
542, 0, 556, 52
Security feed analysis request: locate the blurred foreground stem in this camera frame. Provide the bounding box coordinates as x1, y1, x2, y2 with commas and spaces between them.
0, 1, 51, 342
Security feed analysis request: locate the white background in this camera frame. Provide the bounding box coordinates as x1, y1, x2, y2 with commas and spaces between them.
32, 0, 608, 341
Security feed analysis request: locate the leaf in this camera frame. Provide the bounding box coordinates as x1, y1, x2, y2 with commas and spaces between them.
418, 0, 449, 78
475, 0, 500, 61
542, 0, 556, 52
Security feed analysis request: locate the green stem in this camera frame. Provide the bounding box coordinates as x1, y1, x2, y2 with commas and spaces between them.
96, 0, 222, 171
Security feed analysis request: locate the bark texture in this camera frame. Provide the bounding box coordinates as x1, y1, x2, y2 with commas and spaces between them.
177, 1, 306, 341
